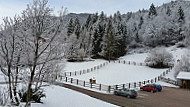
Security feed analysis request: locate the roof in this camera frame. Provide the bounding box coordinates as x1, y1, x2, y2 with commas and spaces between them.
176, 72, 190, 80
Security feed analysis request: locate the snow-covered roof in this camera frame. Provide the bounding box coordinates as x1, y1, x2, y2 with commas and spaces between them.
176, 72, 190, 80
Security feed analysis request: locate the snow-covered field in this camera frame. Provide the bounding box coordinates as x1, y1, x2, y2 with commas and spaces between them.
64, 59, 107, 72
32, 85, 117, 107
0, 46, 188, 107
71, 62, 167, 85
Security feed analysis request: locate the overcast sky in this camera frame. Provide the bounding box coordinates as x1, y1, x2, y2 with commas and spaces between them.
0, 0, 174, 23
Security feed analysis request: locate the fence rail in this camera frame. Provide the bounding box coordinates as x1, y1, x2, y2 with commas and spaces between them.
57, 60, 177, 93
63, 62, 109, 77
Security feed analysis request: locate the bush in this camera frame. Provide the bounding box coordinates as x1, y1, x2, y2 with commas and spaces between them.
145, 47, 173, 68
19, 88, 45, 103
174, 56, 190, 78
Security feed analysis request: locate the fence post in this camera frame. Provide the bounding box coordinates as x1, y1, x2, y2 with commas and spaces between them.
115, 85, 118, 90
99, 84, 101, 90
108, 86, 111, 93
134, 82, 136, 88
91, 83, 92, 88
71, 78, 73, 83
77, 79, 78, 85
84, 81, 85, 87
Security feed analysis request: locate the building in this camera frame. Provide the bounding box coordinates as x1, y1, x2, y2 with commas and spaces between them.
176, 72, 190, 89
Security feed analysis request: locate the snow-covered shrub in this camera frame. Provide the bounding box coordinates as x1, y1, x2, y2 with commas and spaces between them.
174, 56, 190, 77
176, 42, 186, 48
145, 47, 173, 68
19, 88, 45, 103
0, 87, 9, 106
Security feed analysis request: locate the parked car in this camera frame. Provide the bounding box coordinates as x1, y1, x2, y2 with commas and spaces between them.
153, 84, 162, 92
114, 88, 137, 98
140, 84, 157, 93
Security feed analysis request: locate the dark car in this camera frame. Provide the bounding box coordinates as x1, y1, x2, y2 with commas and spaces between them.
140, 84, 157, 93
153, 84, 162, 92
114, 88, 137, 98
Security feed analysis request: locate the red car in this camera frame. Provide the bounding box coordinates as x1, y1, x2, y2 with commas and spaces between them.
140, 84, 157, 93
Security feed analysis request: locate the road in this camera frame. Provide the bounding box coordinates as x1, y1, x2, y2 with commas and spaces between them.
54, 82, 190, 107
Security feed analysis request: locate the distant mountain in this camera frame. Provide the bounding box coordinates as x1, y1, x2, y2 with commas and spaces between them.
64, 13, 90, 25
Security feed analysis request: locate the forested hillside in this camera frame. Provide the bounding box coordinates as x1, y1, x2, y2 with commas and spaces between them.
63, 0, 190, 61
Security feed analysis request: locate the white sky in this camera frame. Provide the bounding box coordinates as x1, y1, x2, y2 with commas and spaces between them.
0, 0, 173, 23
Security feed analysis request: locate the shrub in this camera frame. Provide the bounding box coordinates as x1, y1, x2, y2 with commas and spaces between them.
145, 47, 173, 68
19, 88, 45, 103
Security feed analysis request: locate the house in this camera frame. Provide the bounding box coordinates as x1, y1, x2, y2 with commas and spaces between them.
176, 72, 190, 89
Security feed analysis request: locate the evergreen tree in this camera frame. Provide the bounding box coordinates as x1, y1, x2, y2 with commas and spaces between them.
149, 3, 157, 16
138, 16, 144, 29
178, 6, 185, 22
166, 6, 171, 16
92, 28, 101, 56
101, 17, 116, 61
67, 18, 74, 37
74, 17, 81, 39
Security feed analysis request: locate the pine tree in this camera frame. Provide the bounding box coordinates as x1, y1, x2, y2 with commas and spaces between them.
67, 18, 74, 37
178, 6, 185, 22
138, 16, 144, 29
149, 3, 157, 16
101, 17, 116, 61
92, 28, 100, 56
74, 17, 81, 39
166, 6, 171, 16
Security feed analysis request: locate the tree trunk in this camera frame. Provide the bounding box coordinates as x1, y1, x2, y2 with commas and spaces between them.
8, 65, 13, 103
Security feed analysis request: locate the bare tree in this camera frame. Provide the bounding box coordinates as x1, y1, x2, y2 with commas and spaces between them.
18, 0, 66, 106
0, 16, 22, 105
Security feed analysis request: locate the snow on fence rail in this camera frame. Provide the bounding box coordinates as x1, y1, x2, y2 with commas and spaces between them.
114, 60, 174, 67
57, 67, 176, 93
56, 60, 177, 93
63, 62, 109, 77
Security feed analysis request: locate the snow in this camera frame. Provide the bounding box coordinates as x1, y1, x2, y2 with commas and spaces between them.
64, 59, 107, 72
32, 85, 118, 107
176, 72, 190, 80
0, 71, 6, 82
0, 46, 188, 106
71, 62, 167, 85
119, 53, 147, 63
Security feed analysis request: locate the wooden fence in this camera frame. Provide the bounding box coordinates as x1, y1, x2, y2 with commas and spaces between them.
114, 60, 174, 68
63, 62, 109, 77
56, 60, 177, 93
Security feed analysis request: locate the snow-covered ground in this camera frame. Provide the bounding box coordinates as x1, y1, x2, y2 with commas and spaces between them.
0, 46, 188, 107
32, 85, 118, 107
64, 59, 107, 72
0, 71, 6, 82
71, 62, 167, 85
